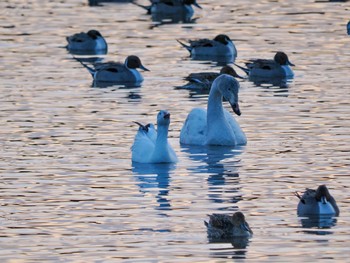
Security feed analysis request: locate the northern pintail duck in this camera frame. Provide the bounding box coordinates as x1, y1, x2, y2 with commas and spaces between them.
75, 55, 149, 83
131, 110, 178, 163
177, 34, 237, 59
66, 30, 107, 54
178, 65, 243, 90
133, 0, 202, 15
295, 185, 339, 216
180, 74, 247, 146
205, 212, 253, 239
235, 51, 294, 78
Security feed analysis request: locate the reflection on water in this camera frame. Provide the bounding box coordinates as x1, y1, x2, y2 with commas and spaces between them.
299, 215, 337, 229
132, 163, 176, 213
208, 238, 250, 259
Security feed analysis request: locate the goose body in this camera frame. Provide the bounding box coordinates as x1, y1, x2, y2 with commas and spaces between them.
131, 110, 177, 164
177, 34, 237, 59
295, 185, 339, 216
66, 30, 107, 53
205, 212, 253, 239
180, 74, 246, 146
76, 55, 149, 83
236, 52, 294, 78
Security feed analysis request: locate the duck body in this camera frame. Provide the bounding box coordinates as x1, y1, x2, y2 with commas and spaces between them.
180, 74, 246, 146
205, 212, 253, 239
76, 55, 149, 84
296, 185, 339, 217
178, 66, 242, 90
131, 110, 177, 164
66, 30, 107, 54
238, 52, 294, 78
177, 34, 237, 60
134, 0, 201, 15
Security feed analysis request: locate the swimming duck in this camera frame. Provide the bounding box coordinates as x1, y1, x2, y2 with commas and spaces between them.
347, 21, 350, 35
235, 52, 294, 78
131, 110, 178, 163
295, 185, 339, 216
180, 74, 246, 146
177, 34, 237, 59
66, 30, 107, 54
75, 55, 149, 83
133, 0, 202, 15
178, 65, 243, 90
205, 212, 253, 239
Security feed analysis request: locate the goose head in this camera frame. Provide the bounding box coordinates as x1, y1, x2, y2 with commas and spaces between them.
125, 55, 150, 71
157, 110, 171, 126
215, 74, 241, 116
315, 185, 331, 203
232, 212, 253, 234
274, 52, 295, 66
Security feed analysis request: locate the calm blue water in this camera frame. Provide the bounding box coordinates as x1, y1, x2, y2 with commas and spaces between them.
0, 0, 350, 261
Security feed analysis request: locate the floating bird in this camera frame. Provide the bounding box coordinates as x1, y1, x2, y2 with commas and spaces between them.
177, 34, 237, 60
180, 74, 247, 146
133, 0, 202, 15
205, 212, 253, 239
66, 29, 107, 54
75, 55, 149, 84
131, 110, 178, 163
177, 65, 243, 90
235, 51, 294, 78
295, 185, 339, 216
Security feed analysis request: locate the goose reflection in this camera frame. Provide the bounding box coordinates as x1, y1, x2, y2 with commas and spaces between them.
181, 145, 244, 204
132, 163, 176, 214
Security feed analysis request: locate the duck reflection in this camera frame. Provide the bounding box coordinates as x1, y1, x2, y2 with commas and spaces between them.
208, 237, 251, 258
92, 80, 143, 88
132, 163, 176, 214
299, 215, 337, 230
182, 145, 244, 204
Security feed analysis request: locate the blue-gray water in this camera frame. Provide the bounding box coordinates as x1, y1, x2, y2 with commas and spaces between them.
1, 0, 350, 261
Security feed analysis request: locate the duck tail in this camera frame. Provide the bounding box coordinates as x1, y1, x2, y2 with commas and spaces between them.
176, 39, 192, 53
73, 56, 95, 77
233, 63, 250, 75
131, 1, 151, 14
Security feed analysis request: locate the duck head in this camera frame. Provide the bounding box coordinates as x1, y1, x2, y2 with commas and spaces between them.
220, 65, 243, 79
274, 51, 295, 66
184, 0, 202, 9
125, 55, 150, 71
87, 29, 103, 39
232, 212, 253, 234
315, 185, 332, 203
214, 34, 232, 45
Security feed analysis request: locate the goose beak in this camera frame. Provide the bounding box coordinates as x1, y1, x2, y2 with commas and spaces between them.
231, 103, 241, 116
140, 64, 150, 71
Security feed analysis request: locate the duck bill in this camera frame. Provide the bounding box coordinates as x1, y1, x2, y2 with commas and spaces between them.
288, 60, 295, 66
193, 2, 202, 9
140, 64, 150, 71
164, 113, 170, 119
231, 102, 241, 116
241, 222, 251, 232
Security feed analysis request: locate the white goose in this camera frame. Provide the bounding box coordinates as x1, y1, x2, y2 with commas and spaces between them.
132, 110, 178, 163
180, 74, 247, 146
